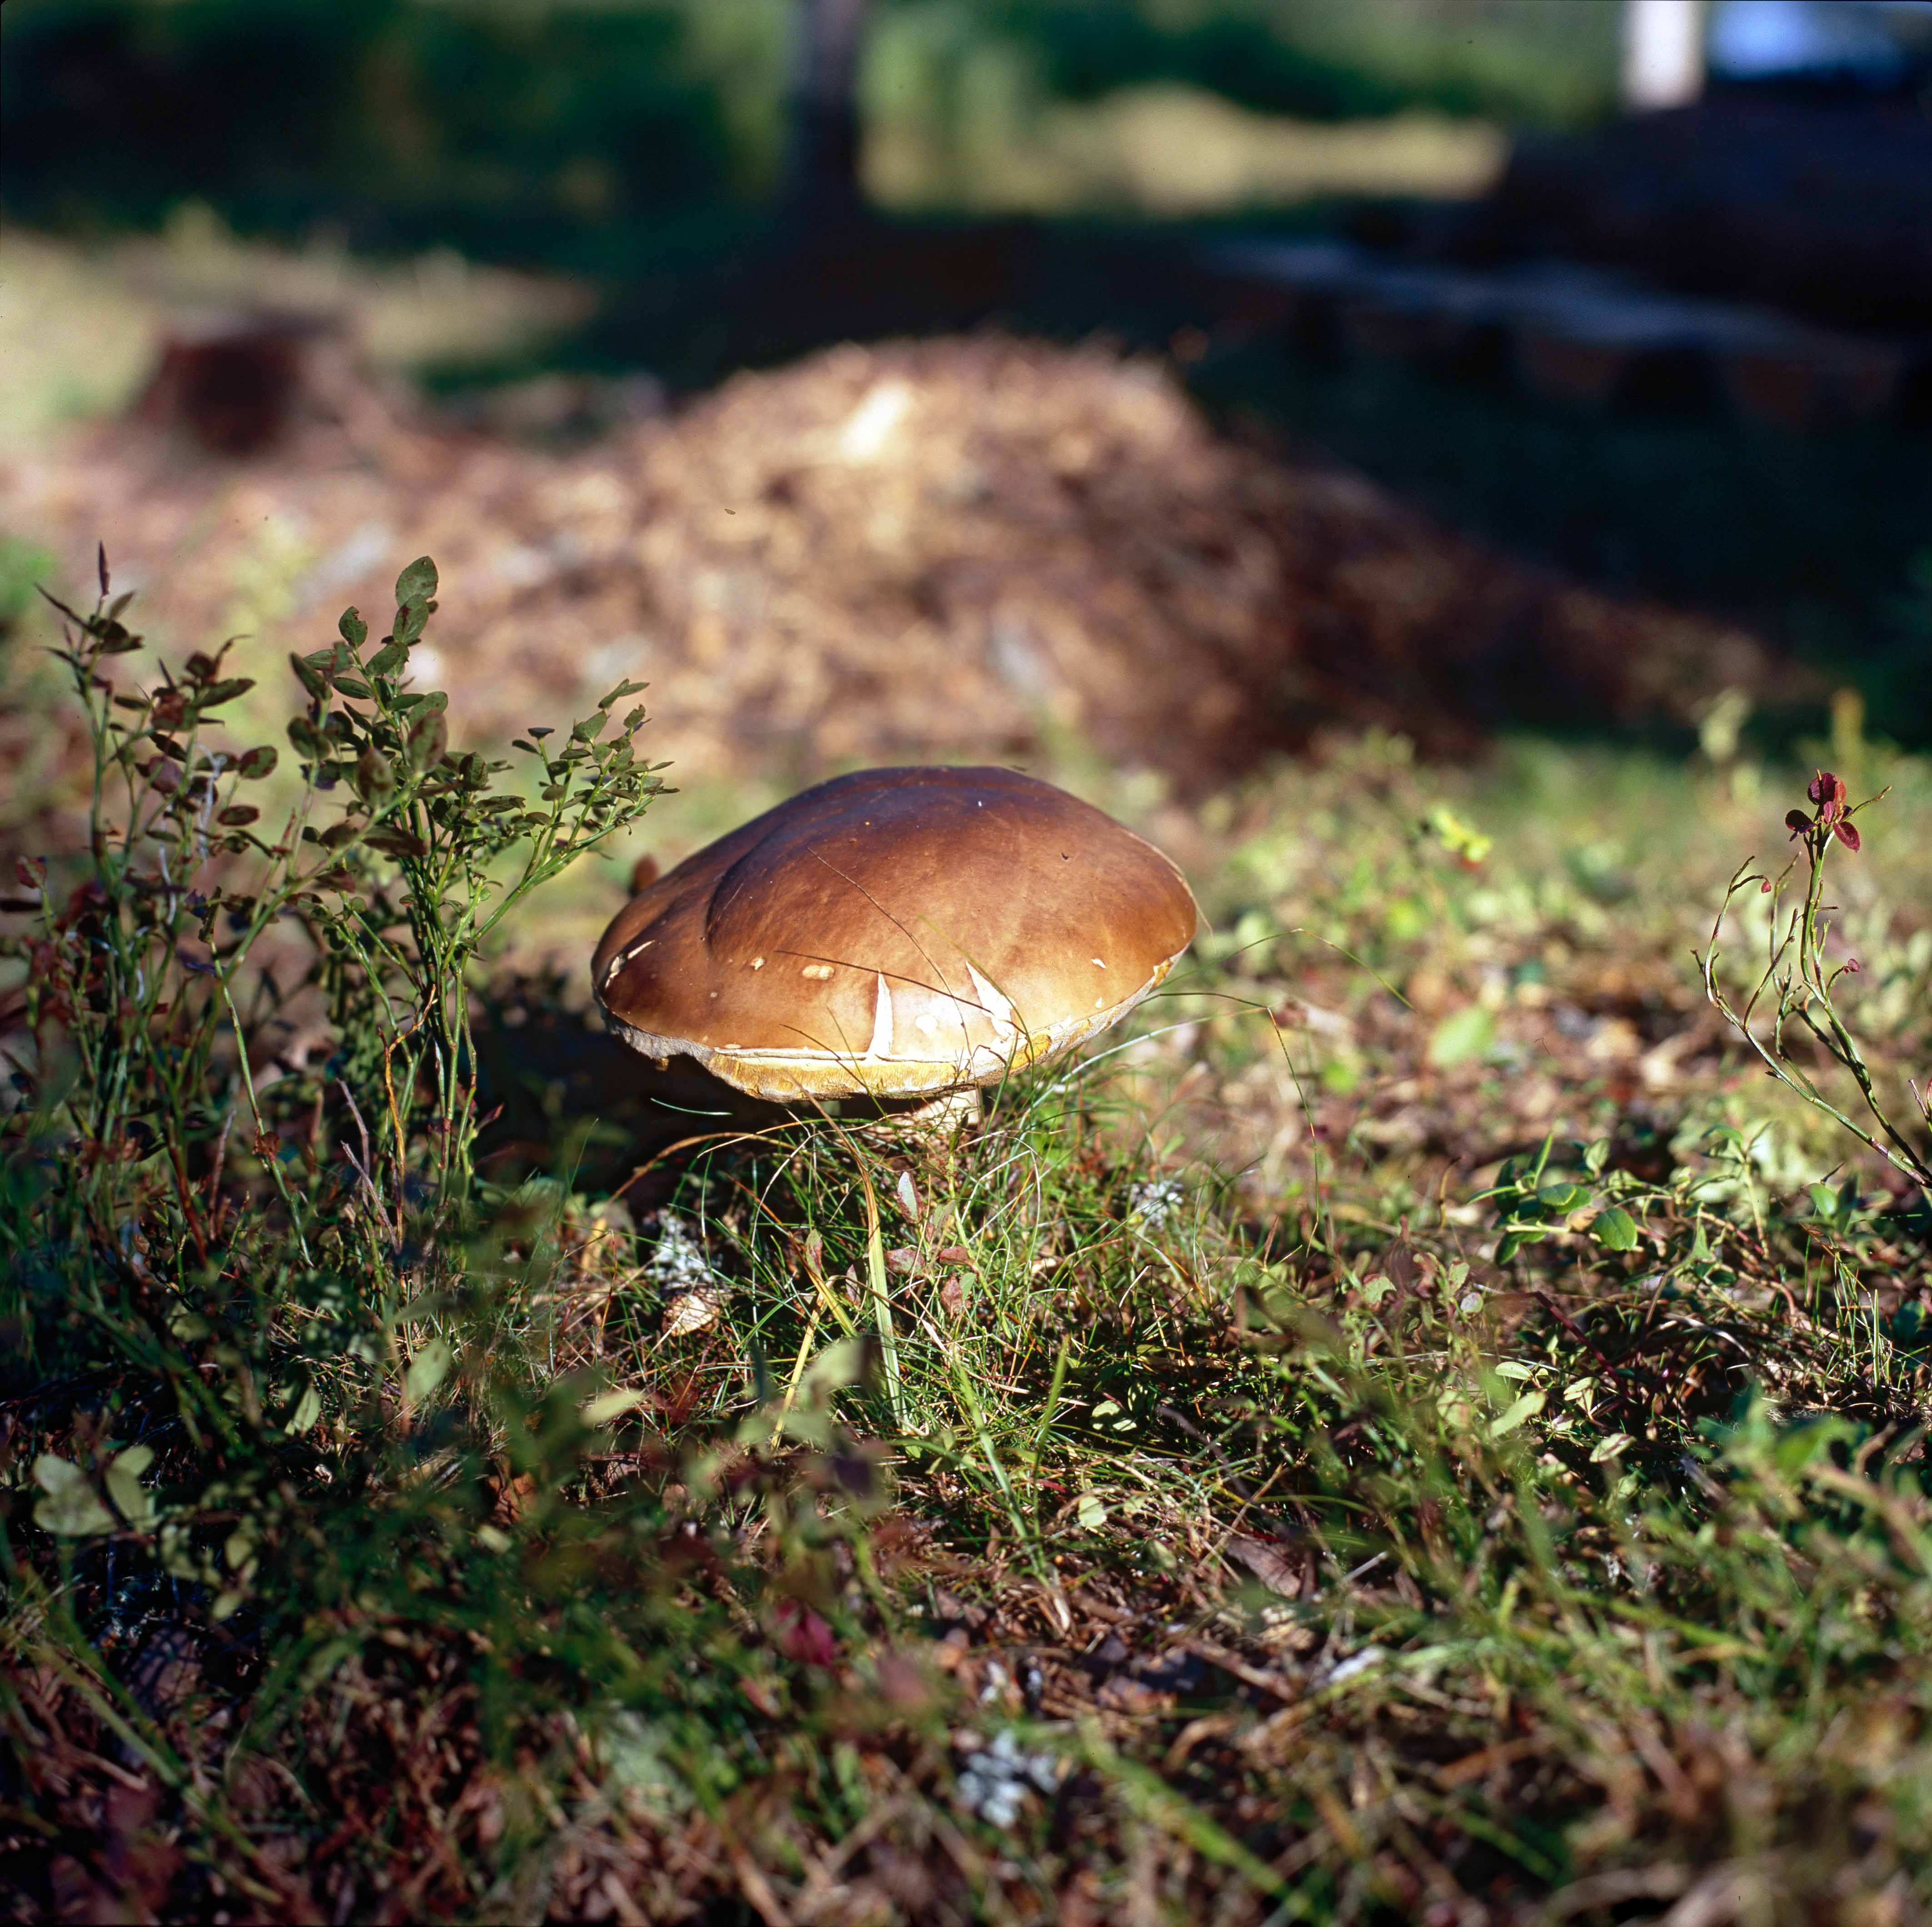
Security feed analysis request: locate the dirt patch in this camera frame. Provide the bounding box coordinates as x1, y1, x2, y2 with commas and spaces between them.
2, 332, 1772, 800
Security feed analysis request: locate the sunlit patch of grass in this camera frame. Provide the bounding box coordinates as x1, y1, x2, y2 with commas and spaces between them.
866, 77, 1505, 217
0, 212, 593, 449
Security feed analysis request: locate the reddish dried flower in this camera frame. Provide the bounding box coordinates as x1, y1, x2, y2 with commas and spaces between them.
1791, 771, 1863, 853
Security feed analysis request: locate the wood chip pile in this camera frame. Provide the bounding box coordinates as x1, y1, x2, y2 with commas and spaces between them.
2, 333, 1772, 797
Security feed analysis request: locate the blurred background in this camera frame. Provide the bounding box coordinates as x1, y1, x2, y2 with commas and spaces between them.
3, 0, 1931, 921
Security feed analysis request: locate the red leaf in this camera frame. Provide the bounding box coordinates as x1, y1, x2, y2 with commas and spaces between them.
772, 1598, 838, 1667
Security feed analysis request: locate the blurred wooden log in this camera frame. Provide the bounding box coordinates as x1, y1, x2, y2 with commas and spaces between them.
1487, 96, 1932, 336
1716, 330, 1911, 432
1199, 236, 1919, 426
1507, 292, 1717, 411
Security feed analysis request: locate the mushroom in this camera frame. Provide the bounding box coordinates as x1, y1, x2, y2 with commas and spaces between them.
592, 765, 1197, 1117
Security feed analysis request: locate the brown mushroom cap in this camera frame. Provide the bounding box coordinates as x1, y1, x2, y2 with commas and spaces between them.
592, 765, 1198, 1103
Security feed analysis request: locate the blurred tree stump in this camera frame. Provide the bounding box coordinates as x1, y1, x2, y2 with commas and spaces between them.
136, 307, 409, 462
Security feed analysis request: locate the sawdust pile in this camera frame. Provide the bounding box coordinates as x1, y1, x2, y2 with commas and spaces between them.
2, 334, 1769, 793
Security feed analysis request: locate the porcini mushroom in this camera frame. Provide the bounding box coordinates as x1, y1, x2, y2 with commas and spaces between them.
592, 766, 1196, 1112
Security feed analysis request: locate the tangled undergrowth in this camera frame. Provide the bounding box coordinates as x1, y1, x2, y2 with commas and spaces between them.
2, 558, 1930, 1925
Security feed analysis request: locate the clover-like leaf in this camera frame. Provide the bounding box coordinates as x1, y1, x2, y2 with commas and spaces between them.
104, 1445, 160, 1531
32, 1455, 116, 1537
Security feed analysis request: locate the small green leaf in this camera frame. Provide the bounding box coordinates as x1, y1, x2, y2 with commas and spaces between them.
403, 1338, 453, 1406
1770, 1416, 1856, 1475
799, 1337, 873, 1403
364, 828, 428, 859
237, 745, 278, 779
406, 710, 448, 771
289, 652, 330, 700
367, 641, 407, 677
1494, 1227, 1547, 1264
583, 1388, 647, 1427
1076, 1492, 1108, 1531
1490, 1390, 1545, 1439
1593, 1207, 1641, 1252
32, 1455, 116, 1537
354, 748, 396, 803
1589, 1432, 1633, 1464
1426, 1004, 1494, 1069
394, 557, 438, 608
282, 1379, 322, 1435
338, 607, 369, 649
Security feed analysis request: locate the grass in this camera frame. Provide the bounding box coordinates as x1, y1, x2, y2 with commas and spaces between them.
863, 75, 1505, 219
0, 215, 595, 446
3, 559, 1931, 1922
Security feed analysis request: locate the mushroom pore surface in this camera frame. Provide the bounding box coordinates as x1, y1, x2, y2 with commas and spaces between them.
592, 765, 1197, 1102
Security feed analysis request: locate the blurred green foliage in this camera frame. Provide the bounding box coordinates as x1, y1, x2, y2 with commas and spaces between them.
874, 0, 1617, 146
1, 0, 790, 256
3, 0, 1617, 259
